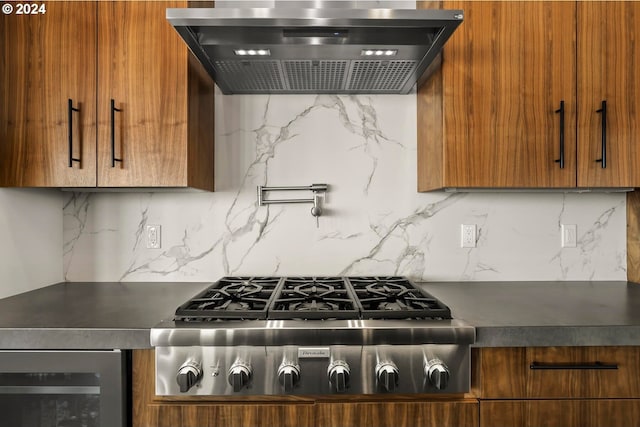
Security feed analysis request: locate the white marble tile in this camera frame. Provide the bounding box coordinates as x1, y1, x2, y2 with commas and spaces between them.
63, 93, 627, 282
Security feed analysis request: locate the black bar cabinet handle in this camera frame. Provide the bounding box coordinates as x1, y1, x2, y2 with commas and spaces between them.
595, 100, 607, 168
111, 99, 122, 167
554, 100, 565, 169
67, 99, 80, 168
530, 361, 618, 370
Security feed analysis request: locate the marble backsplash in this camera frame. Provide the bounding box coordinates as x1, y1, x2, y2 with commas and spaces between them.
63, 92, 627, 282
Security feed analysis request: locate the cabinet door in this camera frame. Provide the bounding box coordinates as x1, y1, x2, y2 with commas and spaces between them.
480, 400, 640, 427
527, 346, 640, 398
97, 1, 190, 187
140, 404, 315, 427
442, 1, 576, 188
577, 2, 640, 187
475, 347, 640, 399
0, 2, 97, 187
315, 400, 478, 427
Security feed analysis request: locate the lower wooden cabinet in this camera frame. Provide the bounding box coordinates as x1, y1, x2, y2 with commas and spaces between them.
133, 350, 478, 427
474, 347, 640, 399
315, 401, 478, 427
474, 347, 640, 427
480, 400, 640, 427
137, 403, 315, 427
136, 400, 478, 427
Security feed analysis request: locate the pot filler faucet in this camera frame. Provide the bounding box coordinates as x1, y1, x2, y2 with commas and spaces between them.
257, 183, 328, 227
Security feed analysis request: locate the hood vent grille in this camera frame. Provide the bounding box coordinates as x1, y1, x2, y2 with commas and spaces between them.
214, 60, 285, 92
349, 60, 416, 91
212, 59, 418, 93
167, 7, 463, 94
285, 61, 347, 91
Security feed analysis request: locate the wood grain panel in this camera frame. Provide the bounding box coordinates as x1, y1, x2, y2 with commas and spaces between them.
578, 2, 640, 187
628, 191, 640, 283
316, 400, 478, 427
97, 1, 190, 187
480, 401, 526, 427
475, 347, 527, 398
475, 347, 640, 399
147, 403, 315, 427
481, 400, 640, 427
439, 1, 576, 188
417, 3, 444, 192
0, 2, 97, 186
527, 346, 640, 398
186, 51, 215, 191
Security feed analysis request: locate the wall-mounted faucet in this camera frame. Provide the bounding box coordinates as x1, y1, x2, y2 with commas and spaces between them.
257, 184, 328, 227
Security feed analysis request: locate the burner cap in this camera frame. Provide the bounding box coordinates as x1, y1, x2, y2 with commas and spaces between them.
290, 301, 338, 311
221, 301, 251, 311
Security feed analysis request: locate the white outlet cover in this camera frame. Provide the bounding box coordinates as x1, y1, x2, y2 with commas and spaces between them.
146, 224, 161, 249
561, 224, 577, 248
461, 224, 477, 248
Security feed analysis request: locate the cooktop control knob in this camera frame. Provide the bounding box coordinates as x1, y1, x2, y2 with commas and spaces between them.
375, 362, 399, 392
327, 360, 350, 393
228, 362, 252, 392
426, 359, 450, 390
277, 362, 301, 393
176, 361, 202, 393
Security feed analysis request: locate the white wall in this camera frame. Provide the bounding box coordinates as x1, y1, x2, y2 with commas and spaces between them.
62, 92, 627, 282
0, 189, 63, 298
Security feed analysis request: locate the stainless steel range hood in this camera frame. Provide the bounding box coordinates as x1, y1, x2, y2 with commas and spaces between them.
166, 7, 463, 94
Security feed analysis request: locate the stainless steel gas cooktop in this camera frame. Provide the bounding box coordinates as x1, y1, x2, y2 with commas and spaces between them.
151, 276, 474, 397
173, 276, 452, 321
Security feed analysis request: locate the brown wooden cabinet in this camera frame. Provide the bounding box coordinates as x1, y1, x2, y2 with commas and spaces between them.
481, 400, 640, 427
474, 347, 640, 427
577, 2, 640, 188
133, 349, 478, 427
315, 401, 478, 427
418, 1, 640, 191
1, 2, 98, 187
0, 1, 214, 190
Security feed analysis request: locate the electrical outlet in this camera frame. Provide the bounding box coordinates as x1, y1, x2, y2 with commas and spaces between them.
461, 224, 476, 248
561, 224, 577, 248
146, 224, 161, 249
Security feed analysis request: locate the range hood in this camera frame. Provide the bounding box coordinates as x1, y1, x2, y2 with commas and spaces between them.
166, 6, 463, 94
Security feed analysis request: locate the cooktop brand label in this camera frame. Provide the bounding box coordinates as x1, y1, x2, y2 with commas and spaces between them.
298, 347, 330, 358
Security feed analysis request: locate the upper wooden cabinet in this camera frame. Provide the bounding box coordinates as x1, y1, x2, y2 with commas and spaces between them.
418, 1, 640, 191
577, 2, 640, 188
0, 1, 214, 190
0, 2, 97, 187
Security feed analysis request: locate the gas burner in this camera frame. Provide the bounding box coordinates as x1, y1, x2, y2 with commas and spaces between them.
292, 282, 339, 297
174, 277, 281, 320
269, 277, 359, 320
290, 301, 339, 311
348, 277, 451, 319
377, 301, 409, 311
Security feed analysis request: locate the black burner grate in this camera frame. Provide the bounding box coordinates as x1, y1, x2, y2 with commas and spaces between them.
268, 277, 359, 320
174, 277, 281, 320
347, 277, 451, 319
174, 276, 451, 321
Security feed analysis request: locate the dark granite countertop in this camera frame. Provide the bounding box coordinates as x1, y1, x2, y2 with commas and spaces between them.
421, 281, 640, 347
0, 282, 210, 349
0, 281, 638, 349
